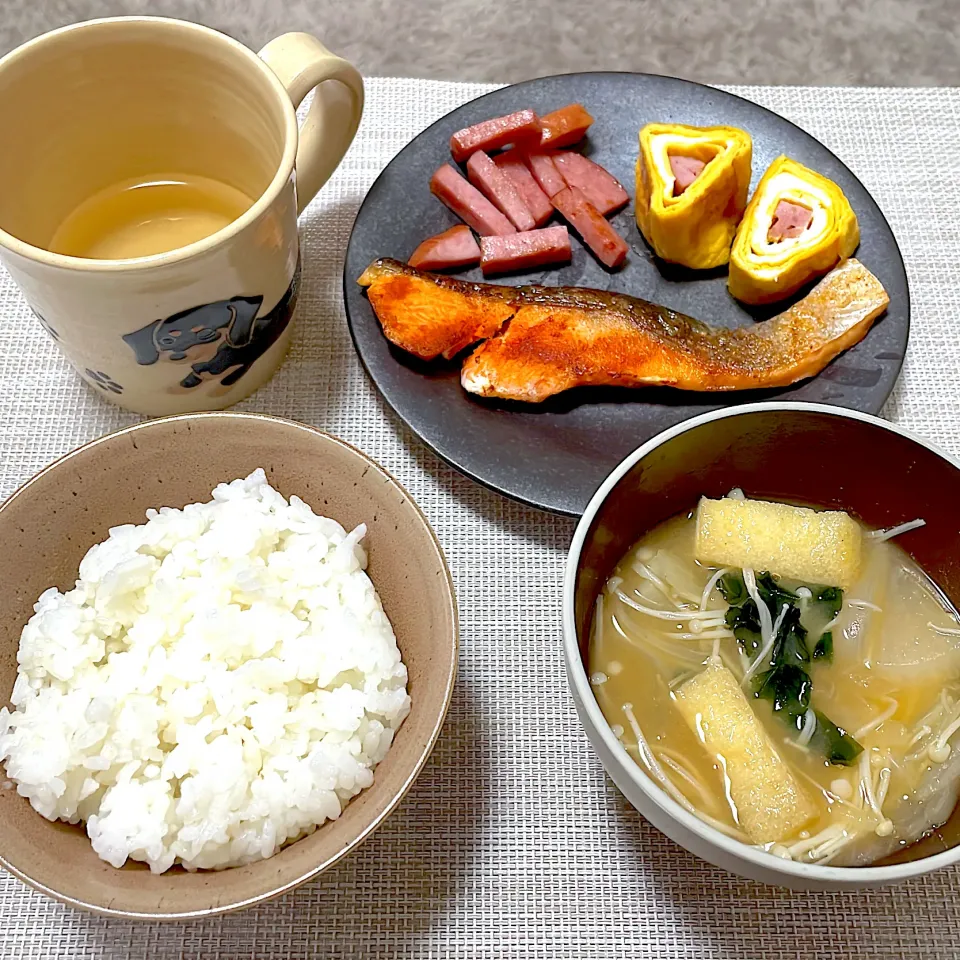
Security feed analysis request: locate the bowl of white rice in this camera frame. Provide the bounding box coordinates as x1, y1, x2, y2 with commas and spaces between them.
0, 412, 457, 919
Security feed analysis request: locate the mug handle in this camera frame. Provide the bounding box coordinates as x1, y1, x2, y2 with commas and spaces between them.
258, 33, 364, 214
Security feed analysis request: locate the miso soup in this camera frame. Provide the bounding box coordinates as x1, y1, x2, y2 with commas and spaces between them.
588, 494, 960, 866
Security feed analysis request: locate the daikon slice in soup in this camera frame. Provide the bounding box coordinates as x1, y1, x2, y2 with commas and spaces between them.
588, 493, 960, 866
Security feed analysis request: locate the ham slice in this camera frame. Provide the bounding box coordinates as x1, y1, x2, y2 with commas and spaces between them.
523, 151, 568, 198
409, 225, 481, 271
430, 164, 516, 237
669, 155, 706, 195
540, 103, 595, 148
480, 225, 572, 276
551, 186, 629, 269
466, 151, 536, 232
493, 152, 553, 227
449, 109, 542, 164
551, 153, 629, 216
768, 200, 814, 241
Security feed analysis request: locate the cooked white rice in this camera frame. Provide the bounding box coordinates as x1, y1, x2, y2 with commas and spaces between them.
0, 469, 410, 873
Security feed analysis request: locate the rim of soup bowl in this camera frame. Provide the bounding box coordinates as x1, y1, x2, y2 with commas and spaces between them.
563, 400, 960, 887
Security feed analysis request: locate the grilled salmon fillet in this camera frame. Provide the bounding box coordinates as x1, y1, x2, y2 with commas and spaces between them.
357, 258, 515, 360
357, 258, 889, 402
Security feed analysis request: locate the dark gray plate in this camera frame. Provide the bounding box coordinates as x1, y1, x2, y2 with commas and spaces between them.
343, 73, 909, 516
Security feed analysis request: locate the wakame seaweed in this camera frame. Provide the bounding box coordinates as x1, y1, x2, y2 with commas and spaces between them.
720, 572, 862, 765
811, 711, 862, 765
752, 663, 811, 724
815, 586, 844, 619
756, 572, 798, 609
718, 572, 748, 606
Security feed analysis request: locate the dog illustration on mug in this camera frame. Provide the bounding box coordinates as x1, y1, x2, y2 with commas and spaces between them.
122, 264, 300, 392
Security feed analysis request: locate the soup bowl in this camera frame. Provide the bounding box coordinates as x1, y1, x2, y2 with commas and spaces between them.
0, 412, 458, 918
563, 402, 960, 890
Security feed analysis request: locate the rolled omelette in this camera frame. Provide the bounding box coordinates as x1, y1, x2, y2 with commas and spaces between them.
728, 155, 860, 305
636, 123, 752, 270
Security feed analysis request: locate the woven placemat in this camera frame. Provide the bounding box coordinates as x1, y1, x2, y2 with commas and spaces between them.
0, 79, 957, 960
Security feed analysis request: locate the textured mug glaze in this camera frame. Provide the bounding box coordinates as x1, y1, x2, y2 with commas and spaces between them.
0, 18, 363, 415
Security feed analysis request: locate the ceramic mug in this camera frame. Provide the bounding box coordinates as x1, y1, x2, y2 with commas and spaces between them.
0, 17, 363, 416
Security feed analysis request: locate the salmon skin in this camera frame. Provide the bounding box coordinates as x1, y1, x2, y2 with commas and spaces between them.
357, 257, 889, 401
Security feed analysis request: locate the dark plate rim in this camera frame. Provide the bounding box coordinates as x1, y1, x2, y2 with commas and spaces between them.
342, 70, 912, 517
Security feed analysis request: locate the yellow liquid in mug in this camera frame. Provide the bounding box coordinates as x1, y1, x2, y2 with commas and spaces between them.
49, 174, 255, 259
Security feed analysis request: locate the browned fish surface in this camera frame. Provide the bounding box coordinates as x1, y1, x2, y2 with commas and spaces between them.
358, 258, 889, 402
357, 259, 514, 360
